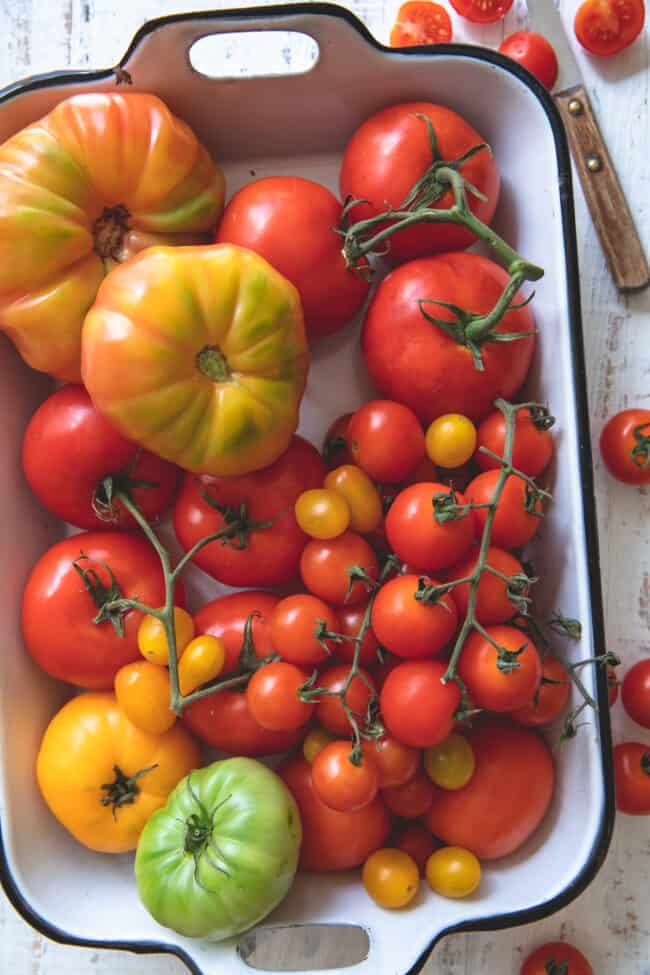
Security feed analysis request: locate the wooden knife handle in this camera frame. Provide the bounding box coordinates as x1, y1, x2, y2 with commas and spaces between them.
555, 84, 649, 292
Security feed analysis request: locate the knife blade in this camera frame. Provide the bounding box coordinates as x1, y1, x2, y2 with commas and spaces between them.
528, 0, 649, 292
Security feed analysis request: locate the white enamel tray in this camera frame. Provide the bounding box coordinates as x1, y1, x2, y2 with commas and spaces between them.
0, 6, 613, 975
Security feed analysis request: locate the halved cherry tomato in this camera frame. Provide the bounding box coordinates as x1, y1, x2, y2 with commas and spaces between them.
138, 607, 195, 667
246, 661, 314, 732
270, 594, 340, 668
390, 1, 453, 46
312, 741, 379, 812
498, 32, 559, 90
295, 488, 351, 540
303, 727, 336, 763
615, 742, 650, 814
348, 400, 425, 484
177, 635, 226, 696
621, 660, 650, 728
300, 531, 379, 607
424, 733, 475, 790
394, 822, 440, 872
466, 471, 543, 550
574, 0, 645, 56
476, 407, 554, 477
315, 664, 377, 737
425, 414, 477, 469
450, 0, 512, 22
600, 408, 650, 484
362, 735, 420, 789
425, 846, 481, 898
323, 414, 354, 469
446, 545, 525, 625
193, 591, 278, 677
386, 482, 475, 572
335, 605, 381, 668
512, 655, 570, 727
382, 768, 437, 818
521, 942, 593, 975
114, 661, 175, 735
363, 848, 420, 908
458, 625, 542, 713
324, 465, 383, 534
371, 574, 458, 659
380, 659, 461, 748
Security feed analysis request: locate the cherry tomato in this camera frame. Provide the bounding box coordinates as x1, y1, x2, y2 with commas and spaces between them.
373, 652, 403, 690
335, 604, 381, 668
574, 0, 645, 56
295, 488, 351, 540
476, 407, 554, 477
300, 531, 379, 607
138, 607, 195, 667
424, 733, 475, 790
347, 400, 425, 484
498, 32, 559, 90
394, 823, 440, 872
193, 591, 278, 677
246, 661, 314, 732
322, 413, 354, 469
380, 660, 461, 748
382, 768, 436, 818
279, 757, 391, 871
315, 664, 377, 736
512, 655, 570, 727
363, 848, 420, 908
312, 741, 379, 812
425, 414, 477, 469
114, 661, 175, 734
466, 471, 543, 550
324, 465, 383, 534
521, 942, 593, 975
390, 1, 453, 46
450, 0, 512, 21
177, 635, 226, 696
621, 660, 650, 728
362, 735, 420, 789
615, 742, 650, 814
270, 594, 340, 668
183, 689, 305, 756
386, 482, 475, 572
303, 727, 336, 763
425, 846, 481, 898
608, 665, 620, 706
371, 574, 458, 659
600, 408, 650, 484
446, 545, 525, 625
458, 625, 542, 713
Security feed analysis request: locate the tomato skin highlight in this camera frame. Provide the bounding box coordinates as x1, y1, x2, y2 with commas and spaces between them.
521, 942, 593, 975
498, 32, 559, 90
450, 0, 513, 23
380, 659, 461, 748
600, 408, 650, 484
390, 1, 453, 46
348, 400, 425, 484
458, 625, 542, 713
476, 407, 554, 477
386, 482, 475, 572
312, 741, 380, 812
615, 742, 650, 814
574, 0, 645, 56
371, 574, 459, 659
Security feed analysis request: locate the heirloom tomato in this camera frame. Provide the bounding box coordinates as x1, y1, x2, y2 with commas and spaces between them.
340, 103, 499, 261
362, 253, 535, 423
36, 692, 200, 853
0, 93, 224, 380
193, 591, 278, 676
173, 436, 325, 588
600, 408, 650, 485
183, 689, 305, 757
82, 245, 309, 477
216, 176, 369, 337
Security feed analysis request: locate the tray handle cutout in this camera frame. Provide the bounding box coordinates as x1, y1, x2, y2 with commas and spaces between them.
189, 31, 319, 80
237, 923, 370, 972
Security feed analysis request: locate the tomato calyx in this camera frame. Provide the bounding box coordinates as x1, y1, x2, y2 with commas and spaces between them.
93, 204, 130, 264
92, 462, 160, 525
346, 564, 380, 601
431, 486, 474, 524
495, 640, 527, 674
528, 403, 556, 432
414, 576, 455, 609
100, 762, 157, 817
200, 487, 282, 550
182, 776, 233, 888
631, 422, 650, 469
196, 344, 231, 383
72, 552, 127, 636
546, 962, 569, 975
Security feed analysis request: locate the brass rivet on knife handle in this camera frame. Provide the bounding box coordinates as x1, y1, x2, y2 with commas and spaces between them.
555, 84, 649, 293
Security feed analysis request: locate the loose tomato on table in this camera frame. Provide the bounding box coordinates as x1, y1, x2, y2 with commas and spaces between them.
22, 385, 179, 531
614, 742, 650, 813
215, 176, 369, 338
446, 545, 526, 625
347, 400, 425, 483
466, 470, 544, 550
390, 1, 453, 46
380, 659, 461, 749
193, 590, 278, 676
512, 655, 570, 727
600, 408, 650, 484
335, 604, 381, 668
498, 32, 559, 90
246, 661, 314, 732
450, 0, 512, 22
476, 406, 554, 477
314, 664, 377, 736
173, 435, 325, 588
183, 688, 306, 757
371, 573, 459, 659
270, 594, 340, 668
363, 848, 420, 908
521, 942, 593, 975
300, 531, 379, 607
425, 414, 477, 470
0, 92, 224, 381
323, 465, 383, 534
458, 625, 542, 713
386, 482, 474, 571
574, 0, 645, 56
381, 768, 437, 818
312, 741, 379, 811
362, 735, 420, 789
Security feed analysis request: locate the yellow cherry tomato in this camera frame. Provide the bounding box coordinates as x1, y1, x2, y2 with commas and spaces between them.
324, 465, 383, 534
294, 488, 350, 540
425, 847, 481, 899
424, 733, 475, 790
114, 661, 176, 735
137, 606, 195, 666
303, 727, 336, 763
363, 848, 420, 909
178, 635, 226, 696
425, 414, 477, 468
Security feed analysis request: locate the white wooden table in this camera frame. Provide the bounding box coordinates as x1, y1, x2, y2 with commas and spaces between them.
0, 1, 648, 972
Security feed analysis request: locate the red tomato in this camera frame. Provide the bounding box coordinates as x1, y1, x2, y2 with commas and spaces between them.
450, 0, 513, 22
323, 413, 354, 469
173, 435, 325, 587
614, 742, 650, 814
394, 822, 440, 872
498, 32, 559, 90
476, 407, 554, 477
466, 471, 543, 550
621, 660, 650, 728
362, 254, 535, 423
215, 177, 369, 337
22, 385, 179, 531
458, 625, 542, 713
600, 408, 650, 485
312, 741, 379, 812
608, 665, 620, 707
446, 545, 524, 625
315, 664, 377, 736
390, 1, 453, 45
347, 400, 425, 483
380, 659, 461, 748
574, 0, 645, 56
246, 661, 314, 732
335, 604, 381, 668
340, 103, 500, 262
183, 689, 305, 756
270, 594, 340, 668
382, 768, 436, 818
386, 482, 474, 572
362, 735, 420, 788
371, 574, 458, 659
193, 591, 278, 676
22, 531, 174, 688
279, 757, 391, 871
521, 942, 593, 975
512, 655, 571, 727
373, 652, 403, 690
424, 719, 554, 858
300, 531, 379, 607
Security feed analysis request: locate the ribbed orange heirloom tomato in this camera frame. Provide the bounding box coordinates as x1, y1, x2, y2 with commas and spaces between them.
82, 244, 309, 477
0, 93, 224, 380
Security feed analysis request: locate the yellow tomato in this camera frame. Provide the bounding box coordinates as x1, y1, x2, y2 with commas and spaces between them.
362, 848, 420, 909
36, 692, 200, 853
294, 488, 350, 539
178, 635, 226, 696
303, 728, 336, 763
425, 847, 481, 898
0, 93, 224, 381
114, 661, 175, 735
137, 606, 194, 666
324, 465, 383, 534
424, 733, 475, 790
425, 414, 477, 468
